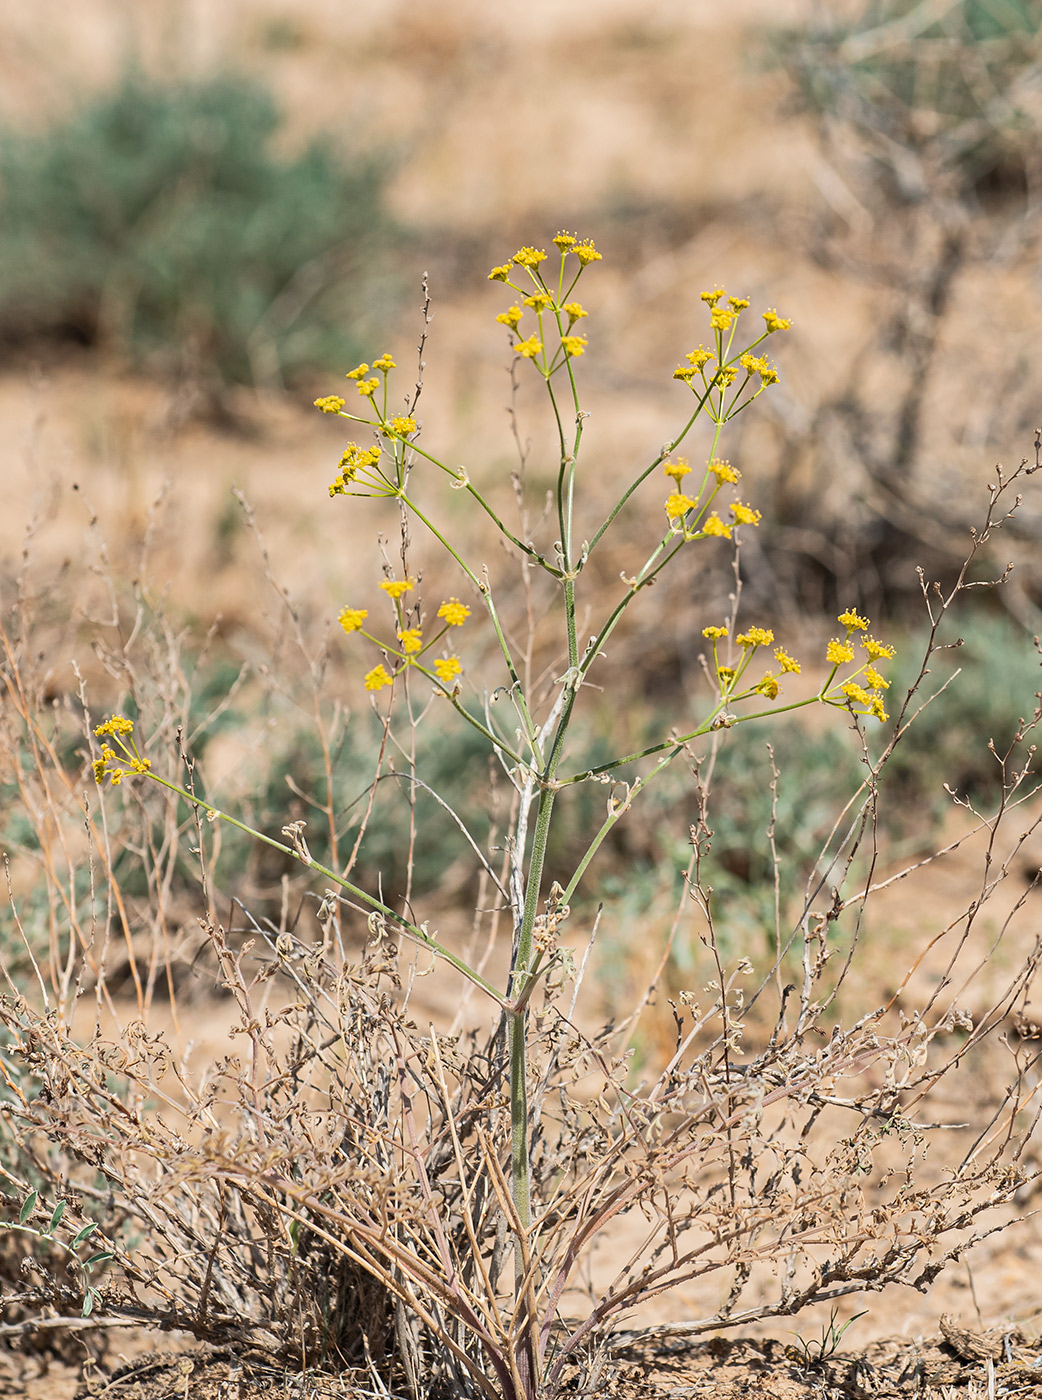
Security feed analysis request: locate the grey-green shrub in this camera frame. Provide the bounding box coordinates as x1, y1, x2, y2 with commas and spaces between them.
0, 71, 394, 386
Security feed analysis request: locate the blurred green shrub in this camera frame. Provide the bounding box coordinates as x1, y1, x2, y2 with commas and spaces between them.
0, 71, 394, 387
879, 613, 1042, 821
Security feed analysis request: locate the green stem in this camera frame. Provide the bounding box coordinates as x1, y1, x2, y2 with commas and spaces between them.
507, 785, 557, 1237
141, 773, 504, 1005
555, 692, 829, 786
401, 449, 563, 575
585, 378, 720, 558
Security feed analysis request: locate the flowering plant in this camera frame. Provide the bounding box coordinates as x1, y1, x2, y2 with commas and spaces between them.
91, 235, 909, 1398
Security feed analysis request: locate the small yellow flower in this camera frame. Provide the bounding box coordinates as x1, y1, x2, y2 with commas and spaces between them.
397, 627, 423, 655
337, 443, 381, 476
869, 695, 889, 723
708, 459, 741, 483
92, 757, 107, 783
434, 656, 462, 683
665, 492, 698, 520
573, 241, 602, 265
338, 607, 369, 633
512, 246, 547, 268
700, 288, 725, 307
754, 674, 780, 699
702, 625, 729, 640
563, 301, 587, 322
731, 503, 762, 526
713, 365, 738, 387
438, 598, 471, 626
364, 665, 394, 692
827, 639, 855, 665
524, 292, 554, 311
515, 335, 543, 359
717, 665, 736, 685
863, 636, 896, 660
95, 715, 134, 738
840, 681, 871, 705
345, 363, 370, 380
838, 608, 870, 631
380, 579, 414, 599
728, 296, 750, 311
739, 352, 769, 375
710, 306, 734, 332
702, 513, 732, 539
672, 365, 698, 381
663, 458, 692, 484
863, 665, 889, 689
314, 395, 345, 414
357, 378, 379, 398
686, 346, 715, 370
497, 306, 523, 329
737, 627, 774, 648
561, 335, 588, 357
758, 364, 780, 386
774, 648, 801, 674
488, 263, 513, 282
382, 416, 417, 438
373, 353, 397, 372
763, 309, 792, 332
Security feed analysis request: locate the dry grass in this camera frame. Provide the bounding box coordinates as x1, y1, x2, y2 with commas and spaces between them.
2, 425, 1042, 1396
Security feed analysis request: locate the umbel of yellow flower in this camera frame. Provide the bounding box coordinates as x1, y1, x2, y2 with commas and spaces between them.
702, 514, 732, 539
731, 503, 761, 526
665, 492, 698, 520
339, 607, 368, 633
434, 657, 462, 683
365, 664, 394, 692
438, 598, 471, 626
827, 639, 855, 665
380, 578, 414, 599
737, 627, 774, 648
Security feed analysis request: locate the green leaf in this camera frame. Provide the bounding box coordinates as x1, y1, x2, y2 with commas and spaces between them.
83, 1251, 113, 1272
45, 1201, 66, 1236
17, 1190, 37, 1224
70, 1221, 98, 1247
81, 1287, 96, 1318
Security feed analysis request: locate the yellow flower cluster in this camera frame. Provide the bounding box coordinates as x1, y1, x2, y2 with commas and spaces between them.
92, 716, 151, 787
487, 235, 603, 372
337, 582, 473, 696
709, 459, 740, 484
700, 606, 891, 721
329, 442, 383, 496
382, 416, 417, 439
823, 609, 896, 722
701, 623, 804, 706
671, 291, 789, 419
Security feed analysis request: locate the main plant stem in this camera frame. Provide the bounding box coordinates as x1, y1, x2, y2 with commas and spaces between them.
507, 782, 556, 1394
